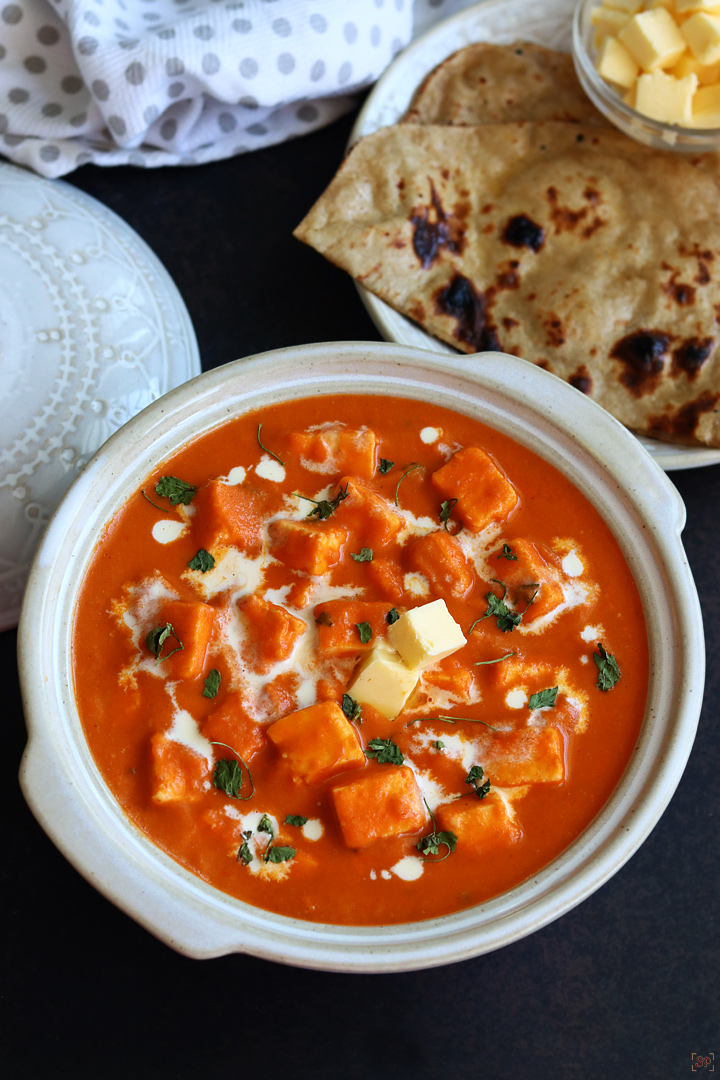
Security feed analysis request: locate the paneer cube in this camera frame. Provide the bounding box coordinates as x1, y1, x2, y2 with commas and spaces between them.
238, 593, 306, 673
430, 447, 518, 533
150, 733, 208, 802
269, 518, 347, 575
421, 655, 475, 698
682, 11, 720, 64
407, 530, 474, 599
490, 655, 555, 692
258, 671, 300, 720
201, 690, 267, 760
331, 476, 404, 549
387, 599, 466, 670
347, 640, 420, 719
149, 599, 215, 679
314, 600, 391, 655
497, 539, 564, 623
266, 700, 365, 784
619, 8, 687, 70
287, 425, 376, 479
635, 69, 698, 120
485, 726, 566, 786
192, 480, 266, 555
331, 766, 426, 848
597, 35, 641, 88
434, 793, 522, 853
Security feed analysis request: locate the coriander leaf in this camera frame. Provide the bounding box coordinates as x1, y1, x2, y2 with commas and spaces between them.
497, 543, 518, 561
365, 738, 403, 766
237, 840, 253, 865
594, 643, 621, 691
155, 476, 196, 506
432, 740, 445, 752
351, 547, 373, 562
471, 579, 538, 634
188, 548, 215, 573
258, 814, 274, 835
394, 462, 420, 507
202, 668, 221, 699
284, 815, 308, 827
141, 489, 168, 513
257, 422, 285, 467
465, 765, 491, 799
475, 651, 515, 666
439, 499, 461, 533
356, 621, 372, 645
213, 758, 244, 799
145, 622, 184, 664
209, 741, 255, 800
341, 693, 362, 724
293, 483, 349, 520
386, 607, 400, 624
417, 830, 457, 858
264, 845, 296, 864
528, 686, 558, 710
379, 458, 395, 474
416, 800, 457, 861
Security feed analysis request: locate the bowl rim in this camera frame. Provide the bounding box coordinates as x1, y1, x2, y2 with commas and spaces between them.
18, 341, 705, 971
572, 0, 720, 149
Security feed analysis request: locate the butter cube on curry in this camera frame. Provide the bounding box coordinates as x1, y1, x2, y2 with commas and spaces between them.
430, 447, 518, 533
387, 598, 466, 670
331, 766, 426, 848
267, 700, 365, 784
347, 640, 420, 719
435, 793, 522, 853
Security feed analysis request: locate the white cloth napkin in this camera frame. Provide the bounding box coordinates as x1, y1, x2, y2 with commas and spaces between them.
0, 0, 471, 178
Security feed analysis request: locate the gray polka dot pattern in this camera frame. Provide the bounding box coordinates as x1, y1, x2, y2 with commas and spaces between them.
0, 0, 460, 179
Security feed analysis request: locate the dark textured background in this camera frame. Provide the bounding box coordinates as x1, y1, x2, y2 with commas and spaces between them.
4, 110, 719, 1079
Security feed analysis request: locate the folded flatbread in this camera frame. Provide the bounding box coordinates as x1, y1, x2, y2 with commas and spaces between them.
404, 41, 608, 127
295, 122, 720, 447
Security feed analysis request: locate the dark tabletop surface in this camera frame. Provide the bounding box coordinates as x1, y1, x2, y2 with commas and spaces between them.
4, 110, 719, 1079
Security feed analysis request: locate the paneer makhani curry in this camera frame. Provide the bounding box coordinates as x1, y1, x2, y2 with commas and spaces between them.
72, 394, 648, 925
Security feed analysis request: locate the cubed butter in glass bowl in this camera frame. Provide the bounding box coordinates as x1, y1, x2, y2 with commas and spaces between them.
573, 0, 720, 150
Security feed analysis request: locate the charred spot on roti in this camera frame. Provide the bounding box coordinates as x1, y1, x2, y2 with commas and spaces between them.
546, 185, 601, 237
502, 214, 545, 251
503, 316, 520, 330
671, 337, 715, 380
696, 262, 711, 286
435, 274, 502, 351
611, 330, 671, 396
648, 390, 720, 440
543, 314, 566, 348
661, 265, 697, 307
410, 181, 466, 269
569, 366, 593, 394
497, 260, 521, 291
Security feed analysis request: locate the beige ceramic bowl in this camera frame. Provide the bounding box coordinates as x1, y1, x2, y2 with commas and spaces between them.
18, 342, 704, 971
573, 0, 720, 152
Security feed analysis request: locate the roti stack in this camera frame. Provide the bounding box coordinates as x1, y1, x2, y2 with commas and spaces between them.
294, 43, 720, 448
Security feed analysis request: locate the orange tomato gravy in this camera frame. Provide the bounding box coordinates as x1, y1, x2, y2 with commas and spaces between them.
72, 394, 648, 926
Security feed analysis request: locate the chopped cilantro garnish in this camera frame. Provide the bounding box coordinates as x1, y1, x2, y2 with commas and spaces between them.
154, 476, 196, 506
386, 607, 400, 624
365, 738, 403, 766
202, 669, 221, 699
529, 686, 558, 710
145, 622, 184, 664
594, 643, 621, 691
342, 693, 362, 724
351, 548, 373, 562
356, 621, 372, 645
379, 458, 395, 474
284, 815, 308, 827
497, 543, 518, 561
188, 548, 215, 573
465, 765, 491, 799
293, 483, 349, 520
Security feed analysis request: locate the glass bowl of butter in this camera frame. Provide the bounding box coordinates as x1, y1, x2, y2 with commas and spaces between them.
573, 0, 720, 151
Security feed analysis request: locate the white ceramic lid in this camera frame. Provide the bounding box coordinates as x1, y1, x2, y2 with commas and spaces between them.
0, 162, 200, 631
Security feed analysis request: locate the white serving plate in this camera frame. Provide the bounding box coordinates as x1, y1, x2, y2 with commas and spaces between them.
349, 0, 720, 473
18, 342, 703, 971
0, 162, 200, 630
